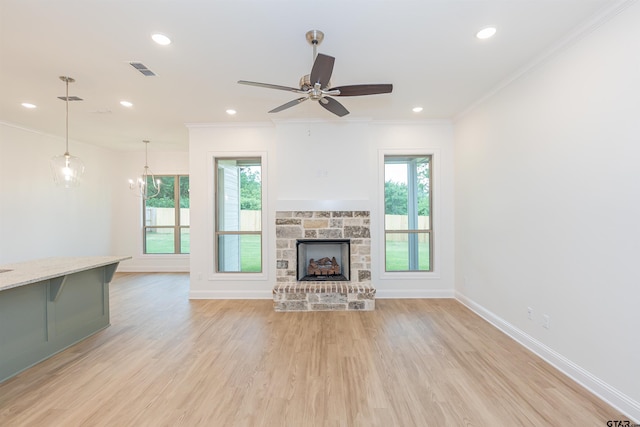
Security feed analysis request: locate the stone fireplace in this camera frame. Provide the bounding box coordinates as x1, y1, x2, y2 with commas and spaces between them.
274, 211, 375, 311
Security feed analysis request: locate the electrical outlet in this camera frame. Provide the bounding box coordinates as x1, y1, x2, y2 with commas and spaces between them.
527, 307, 533, 320
543, 314, 551, 329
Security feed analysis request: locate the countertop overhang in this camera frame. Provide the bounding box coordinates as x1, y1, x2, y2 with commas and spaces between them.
0, 256, 131, 292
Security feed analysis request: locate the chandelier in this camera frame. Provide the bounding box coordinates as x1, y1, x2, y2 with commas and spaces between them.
50, 76, 85, 187
129, 140, 161, 199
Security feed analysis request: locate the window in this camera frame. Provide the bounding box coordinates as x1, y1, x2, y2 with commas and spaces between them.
215, 158, 262, 273
384, 155, 432, 271
143, 175, 190, 254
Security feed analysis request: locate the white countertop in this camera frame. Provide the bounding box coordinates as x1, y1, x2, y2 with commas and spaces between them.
0, 256, 131, 292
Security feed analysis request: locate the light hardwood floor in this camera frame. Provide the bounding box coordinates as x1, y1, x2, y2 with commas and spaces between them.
0, 273, 628, 426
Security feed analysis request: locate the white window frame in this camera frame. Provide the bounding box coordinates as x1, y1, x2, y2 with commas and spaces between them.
208, 151, 268, 281
378, 149, 441, 281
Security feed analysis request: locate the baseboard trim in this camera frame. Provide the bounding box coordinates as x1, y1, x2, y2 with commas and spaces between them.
455, 291, 640, 423
189, 290, 272, 299
375, 289, 455, 299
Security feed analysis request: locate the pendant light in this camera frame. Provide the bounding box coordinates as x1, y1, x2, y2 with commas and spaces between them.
50, 76, 85, 187
128, 140, 161, 199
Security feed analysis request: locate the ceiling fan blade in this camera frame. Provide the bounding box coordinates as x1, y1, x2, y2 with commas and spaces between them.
310, 54, 335, 88
319, 97, 349, 117
269, 97, 308, 113
331, 84, 393, 96
238, 80, 303, 93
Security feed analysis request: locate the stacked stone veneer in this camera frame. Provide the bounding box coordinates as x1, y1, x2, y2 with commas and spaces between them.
274, 211, 375, 311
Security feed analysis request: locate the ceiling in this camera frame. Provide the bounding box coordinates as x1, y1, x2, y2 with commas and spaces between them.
0, 0, 617, 151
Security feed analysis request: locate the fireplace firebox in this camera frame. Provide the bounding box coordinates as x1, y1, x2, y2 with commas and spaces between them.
296, 239, 350, 281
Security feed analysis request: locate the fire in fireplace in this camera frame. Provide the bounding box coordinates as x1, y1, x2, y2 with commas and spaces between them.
296, 239, 350, 281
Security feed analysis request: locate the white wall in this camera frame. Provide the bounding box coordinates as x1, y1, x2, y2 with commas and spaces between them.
188, 119, 455, 298
0, 122, 116, 264
188, 124, 276, 297
454, 3, 640, 420
111, 148, 190, 272
370, 122, 455, 297
0, 122, 189, 271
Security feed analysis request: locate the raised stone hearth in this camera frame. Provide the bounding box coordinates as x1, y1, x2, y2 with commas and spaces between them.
275, 211, 375, 311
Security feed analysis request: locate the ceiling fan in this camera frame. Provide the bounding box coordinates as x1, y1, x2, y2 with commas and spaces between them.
238, 30, 393, 117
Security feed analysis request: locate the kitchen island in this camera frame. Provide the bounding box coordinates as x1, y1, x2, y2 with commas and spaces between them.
0, 256, 130, 382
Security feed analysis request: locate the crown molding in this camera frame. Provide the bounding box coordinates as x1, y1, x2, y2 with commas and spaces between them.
454, 0, 637, 123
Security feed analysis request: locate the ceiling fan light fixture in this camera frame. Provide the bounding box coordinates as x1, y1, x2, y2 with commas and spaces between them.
412, 106, 423, 113
120, 100, 133, 107
22, 102, 37, 109
476, 26, 497, 39
226, 109, 237, 115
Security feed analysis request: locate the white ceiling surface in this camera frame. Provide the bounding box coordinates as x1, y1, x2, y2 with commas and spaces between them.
0, 0, 617, 151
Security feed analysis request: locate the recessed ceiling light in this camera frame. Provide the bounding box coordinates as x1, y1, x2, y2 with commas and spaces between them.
476, 27, 497, 39
226, 109, 237, 115
120, 100, 133, 107
151, 33, 171, 46
21, 102, 37, 109
412, 106, 423, 113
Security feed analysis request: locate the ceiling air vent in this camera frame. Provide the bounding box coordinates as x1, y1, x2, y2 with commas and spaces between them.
129, 62, 156, 77
57, 96, 83, 101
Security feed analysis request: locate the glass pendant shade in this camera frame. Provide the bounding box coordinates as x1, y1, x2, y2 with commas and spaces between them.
129, 140, 161, 199
51, 152, 85, 188
51, 76, 84, 187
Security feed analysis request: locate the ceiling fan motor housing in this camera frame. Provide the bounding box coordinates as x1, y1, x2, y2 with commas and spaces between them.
299, 74, 331, 92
